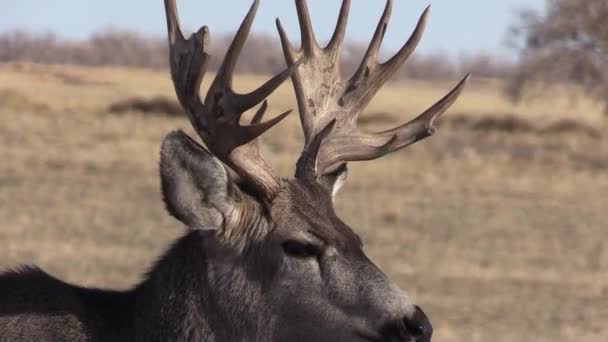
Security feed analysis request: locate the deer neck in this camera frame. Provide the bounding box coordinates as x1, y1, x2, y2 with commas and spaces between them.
132, 231, 272, 341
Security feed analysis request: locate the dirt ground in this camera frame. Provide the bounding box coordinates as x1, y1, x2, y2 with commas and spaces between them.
1, 63, 607, 341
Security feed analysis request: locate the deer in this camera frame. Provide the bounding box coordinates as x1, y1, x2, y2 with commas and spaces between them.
0, 0, 468, 341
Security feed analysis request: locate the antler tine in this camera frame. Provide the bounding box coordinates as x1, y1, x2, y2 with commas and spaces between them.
295, 0, 320, 55
382, 74, 470, 142
295, 119, 337, 180
326, 0, 351, 56
377, 6, 430, 88
277, 0, 351, 143
207, 0, 302, 117
165, 0, 300, 198
236, 59, 303, 114
251, 100, 269, 125
212, 0, 259, 91
351, 0, 393, 83
164, 0, 184, 45
317, 74, 471, 175
277, 1, 469, 187
347, 4, 429, 113
276, 18, 299, 64
164, 0, 209, 112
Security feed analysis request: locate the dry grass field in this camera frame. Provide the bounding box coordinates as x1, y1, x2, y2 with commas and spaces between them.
1, 62, 607, 341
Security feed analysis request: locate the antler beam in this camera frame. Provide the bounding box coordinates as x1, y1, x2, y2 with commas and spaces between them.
164, 0, 300, 197
278, 0, 469, 180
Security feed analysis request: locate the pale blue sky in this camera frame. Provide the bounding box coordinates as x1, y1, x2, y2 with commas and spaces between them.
1, 0, 545, 58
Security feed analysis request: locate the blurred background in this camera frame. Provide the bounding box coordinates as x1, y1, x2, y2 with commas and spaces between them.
0, 0, 606, 341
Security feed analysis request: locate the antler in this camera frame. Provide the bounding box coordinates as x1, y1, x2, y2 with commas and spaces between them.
277, 0, 470, 181
164, 0, 300, 198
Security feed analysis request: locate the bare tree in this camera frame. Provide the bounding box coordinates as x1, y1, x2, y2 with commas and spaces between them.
506, 0, 608, 112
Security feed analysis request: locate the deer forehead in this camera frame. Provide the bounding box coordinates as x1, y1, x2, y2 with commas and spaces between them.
268, 180, 362, 250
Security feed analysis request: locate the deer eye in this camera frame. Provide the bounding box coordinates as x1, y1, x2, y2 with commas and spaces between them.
282, 241, 321, 259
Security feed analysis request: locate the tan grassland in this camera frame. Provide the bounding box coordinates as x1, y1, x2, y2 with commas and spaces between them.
1, 62, 607, 341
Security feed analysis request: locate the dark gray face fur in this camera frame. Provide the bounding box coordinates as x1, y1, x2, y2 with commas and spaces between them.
160, 131, 430, 341
264, 182, 417, 341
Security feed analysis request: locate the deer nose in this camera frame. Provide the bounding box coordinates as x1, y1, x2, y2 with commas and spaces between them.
403, 305, 433, 342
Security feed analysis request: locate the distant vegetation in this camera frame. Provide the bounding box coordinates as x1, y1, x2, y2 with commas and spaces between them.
0, 29, 513, 80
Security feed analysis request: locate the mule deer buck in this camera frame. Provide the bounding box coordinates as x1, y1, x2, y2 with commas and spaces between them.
0, 0, 468, 341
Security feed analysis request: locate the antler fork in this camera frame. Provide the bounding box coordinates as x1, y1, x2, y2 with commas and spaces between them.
277, 0, 470, 182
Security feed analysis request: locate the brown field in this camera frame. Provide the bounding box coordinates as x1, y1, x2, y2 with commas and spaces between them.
1, 62, 607, 341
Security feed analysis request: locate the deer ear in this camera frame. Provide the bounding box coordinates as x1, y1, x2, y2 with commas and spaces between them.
160, 130, 235, 231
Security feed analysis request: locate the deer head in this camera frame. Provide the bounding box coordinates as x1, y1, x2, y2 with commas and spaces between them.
160, 0, 468, 341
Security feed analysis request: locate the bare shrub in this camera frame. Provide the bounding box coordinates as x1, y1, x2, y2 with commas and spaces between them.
541, 119, 601, 138
458, 53, 515, 79
0, 30, 167, 68
108, 96, 185, 116
87, 29, 168, 68
0, 31, 61, 63
445, 112, 602, 138
445, 114, 535, 134
506, 0, 608, 112
404, 52, 458, 80
471, 116, 535, 134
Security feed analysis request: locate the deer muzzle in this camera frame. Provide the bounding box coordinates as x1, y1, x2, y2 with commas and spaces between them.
380, 305, 433, 342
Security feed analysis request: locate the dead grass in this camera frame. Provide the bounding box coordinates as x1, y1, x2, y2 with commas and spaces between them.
442, 113, 602, 139
1, 62, 607, 342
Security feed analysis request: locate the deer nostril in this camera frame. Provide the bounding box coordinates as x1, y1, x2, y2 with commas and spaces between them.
403, 305, 433, 341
